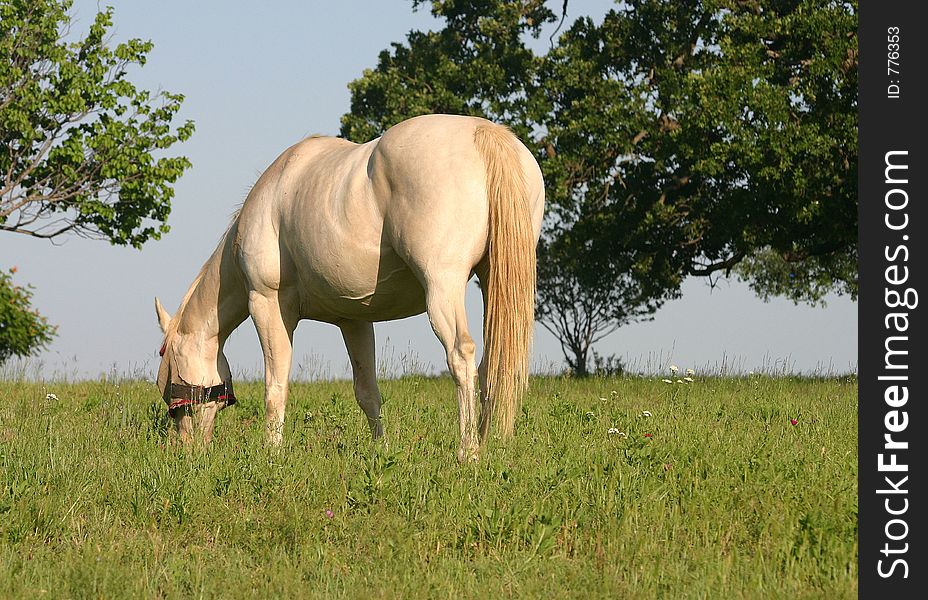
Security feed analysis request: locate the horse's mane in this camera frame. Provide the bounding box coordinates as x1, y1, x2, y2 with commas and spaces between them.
163, 205, 243, 344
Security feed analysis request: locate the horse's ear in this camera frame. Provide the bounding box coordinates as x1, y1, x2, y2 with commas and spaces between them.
154, 297, 172, 333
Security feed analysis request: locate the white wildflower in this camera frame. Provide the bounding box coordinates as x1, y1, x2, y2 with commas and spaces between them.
661, 378, 673, 384
669, 364, 679, 374
676, 379, 684, 384
46, 393, 58, 401
608, 427, 620, 435
599, 397, 607, 402
683, 376, 694, 383
641, 410, 652, 417
686, 368, 695, 376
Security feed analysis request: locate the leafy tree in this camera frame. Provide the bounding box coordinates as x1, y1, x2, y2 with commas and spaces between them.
536, 222, 663, 376
0, 267, 55, 364
340, 0, 555, 142
342, 0, 857, 374
0, 0, 194, 245
1, 0, 194, 359
540, 0, 858, 303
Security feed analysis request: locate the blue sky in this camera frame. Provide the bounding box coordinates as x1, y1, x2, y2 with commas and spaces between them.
0, 1, 857, 379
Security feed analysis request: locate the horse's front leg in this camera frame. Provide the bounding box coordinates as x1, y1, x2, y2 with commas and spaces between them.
248, 289, 297, 446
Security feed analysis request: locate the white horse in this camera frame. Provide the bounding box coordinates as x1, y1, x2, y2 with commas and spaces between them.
154, 114, 544, 461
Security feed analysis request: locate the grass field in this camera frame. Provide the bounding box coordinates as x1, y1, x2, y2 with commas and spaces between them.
0, 374, 857, 598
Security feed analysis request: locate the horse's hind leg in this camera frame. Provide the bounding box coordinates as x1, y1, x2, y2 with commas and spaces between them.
425, 279, 479, 463
339, 320, 384, 440
248, 288, 298, 446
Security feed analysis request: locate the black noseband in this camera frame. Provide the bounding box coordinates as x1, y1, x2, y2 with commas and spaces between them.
166, 381, 236, 414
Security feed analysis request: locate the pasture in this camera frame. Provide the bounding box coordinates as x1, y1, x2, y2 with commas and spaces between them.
0, 374, 856, 598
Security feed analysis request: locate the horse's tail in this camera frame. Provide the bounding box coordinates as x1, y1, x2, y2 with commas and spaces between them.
473, 122, 536, 438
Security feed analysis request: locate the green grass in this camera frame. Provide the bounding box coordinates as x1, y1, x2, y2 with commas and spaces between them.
0, 374, 857, 599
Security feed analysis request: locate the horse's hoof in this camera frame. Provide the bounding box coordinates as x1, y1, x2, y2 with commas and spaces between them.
265, 430, 283, 448
457, 447, 480, 464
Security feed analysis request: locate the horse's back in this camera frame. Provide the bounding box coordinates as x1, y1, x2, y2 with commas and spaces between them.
234, 114, 541, 324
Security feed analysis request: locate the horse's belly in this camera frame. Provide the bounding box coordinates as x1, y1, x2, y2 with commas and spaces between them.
296, 250, 427, 323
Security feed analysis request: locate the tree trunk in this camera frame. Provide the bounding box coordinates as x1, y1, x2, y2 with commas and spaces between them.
567, 344, 590, 377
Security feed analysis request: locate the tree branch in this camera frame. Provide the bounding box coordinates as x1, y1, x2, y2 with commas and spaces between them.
689, 251, 747, 276
0, 221, 77, 239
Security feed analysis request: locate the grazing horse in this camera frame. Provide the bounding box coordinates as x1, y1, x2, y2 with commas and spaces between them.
154, 114, 544, 461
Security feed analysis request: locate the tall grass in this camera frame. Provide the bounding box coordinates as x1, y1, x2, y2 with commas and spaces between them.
0, 374, 857, 598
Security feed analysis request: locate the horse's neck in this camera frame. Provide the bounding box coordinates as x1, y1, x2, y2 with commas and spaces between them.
175, 231, 248, 349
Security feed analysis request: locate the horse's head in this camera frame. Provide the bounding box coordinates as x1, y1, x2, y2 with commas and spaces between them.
154, 297, 234, 443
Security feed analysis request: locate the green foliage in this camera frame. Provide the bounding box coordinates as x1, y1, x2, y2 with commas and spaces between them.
541, 0, 858, 298
0, 375, 858, 597
0, 267, 55, 363
736, 247, 858, 305
341, 0, 858, 372
340, 0, 555, 142
0, 0, 194, 247
1, 0, 192, 359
